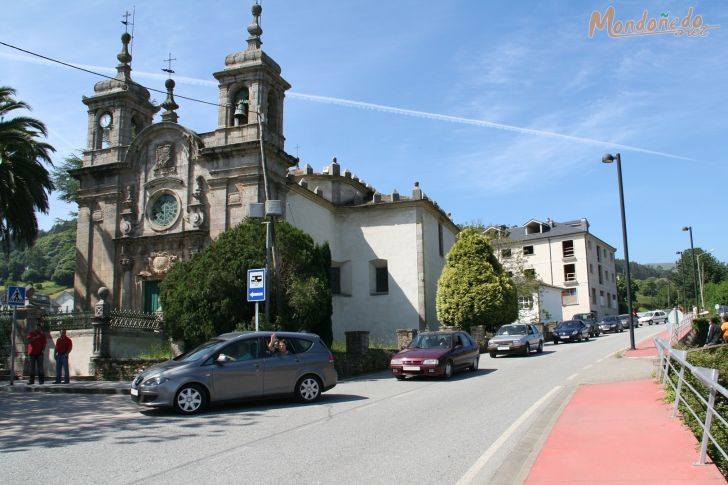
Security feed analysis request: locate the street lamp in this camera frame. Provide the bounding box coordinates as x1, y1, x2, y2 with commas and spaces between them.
681, 226, 700, 314
602, 153, 636, 350
697, 249, 715, 313
676, 251, 686, 310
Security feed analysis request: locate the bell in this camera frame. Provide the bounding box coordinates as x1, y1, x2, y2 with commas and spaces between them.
233, 99, 247, 122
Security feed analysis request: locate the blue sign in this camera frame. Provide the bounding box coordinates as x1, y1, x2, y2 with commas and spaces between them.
247, 268, 266, 302
7, 286, 25, 306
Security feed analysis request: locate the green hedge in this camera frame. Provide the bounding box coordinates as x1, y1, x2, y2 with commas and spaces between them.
664, 345, 728, 478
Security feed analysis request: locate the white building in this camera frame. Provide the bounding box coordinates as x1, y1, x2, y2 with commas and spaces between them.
486, 218, 619, 321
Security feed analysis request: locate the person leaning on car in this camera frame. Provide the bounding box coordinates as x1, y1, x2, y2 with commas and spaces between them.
705, 317, 722, 346
267, 334, 289, 355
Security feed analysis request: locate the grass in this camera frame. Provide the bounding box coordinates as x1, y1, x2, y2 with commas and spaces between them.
136, 342, 173, 360
1, 281, 71, 298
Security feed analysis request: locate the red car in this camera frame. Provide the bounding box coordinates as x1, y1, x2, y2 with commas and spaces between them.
390, 330, 480, 380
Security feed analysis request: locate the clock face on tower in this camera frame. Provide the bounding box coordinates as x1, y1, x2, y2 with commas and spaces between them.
99, 112, 113, 128
149, 192, 179, 229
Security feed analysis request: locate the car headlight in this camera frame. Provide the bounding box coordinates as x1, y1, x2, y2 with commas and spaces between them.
423, 359, 439, 365
142, 375, 170, 387
390, 359, 403, 365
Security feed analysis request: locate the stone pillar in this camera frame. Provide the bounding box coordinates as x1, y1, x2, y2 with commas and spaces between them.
345, 331, 369, 355
396, 329, 418, 350
92, 287, 111, 358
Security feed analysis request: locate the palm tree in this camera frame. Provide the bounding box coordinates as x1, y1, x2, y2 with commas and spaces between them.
0, 86, 55, 253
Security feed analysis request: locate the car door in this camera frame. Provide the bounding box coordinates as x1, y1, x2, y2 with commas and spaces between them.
529, 325, 541, 347
451, 333, 470, 369
262, 338, 305, 395
211, 338, 264, 401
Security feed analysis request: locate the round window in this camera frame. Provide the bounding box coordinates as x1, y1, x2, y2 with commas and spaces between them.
150, 193, 179, 228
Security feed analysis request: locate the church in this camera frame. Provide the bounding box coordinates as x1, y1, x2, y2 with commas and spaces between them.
72, 4, 459, 343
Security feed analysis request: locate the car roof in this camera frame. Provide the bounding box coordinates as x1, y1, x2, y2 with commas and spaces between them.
216, 331, 319, 341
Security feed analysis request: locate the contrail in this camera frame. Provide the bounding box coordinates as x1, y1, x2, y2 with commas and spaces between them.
0, 52, 693, 161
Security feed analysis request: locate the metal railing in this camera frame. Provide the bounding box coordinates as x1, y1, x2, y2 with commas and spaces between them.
109, 309, 163, 331
655, 337, 727, 465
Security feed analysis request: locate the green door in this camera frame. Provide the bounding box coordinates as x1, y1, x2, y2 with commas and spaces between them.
143, 281, 161, 313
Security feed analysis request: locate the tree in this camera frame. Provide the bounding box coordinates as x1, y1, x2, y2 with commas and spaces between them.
704, 280, 728, 313
0, 86, 55, 253
161, 219, 332, 348
616, 274, 639, 313
51, 151, 82, 205
436, 228, 518, 332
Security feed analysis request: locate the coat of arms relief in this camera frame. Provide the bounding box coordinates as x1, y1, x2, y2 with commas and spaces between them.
154, 143, 176, 175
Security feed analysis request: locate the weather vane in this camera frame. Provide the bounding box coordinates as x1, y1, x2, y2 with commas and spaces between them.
162, 52, 176, 78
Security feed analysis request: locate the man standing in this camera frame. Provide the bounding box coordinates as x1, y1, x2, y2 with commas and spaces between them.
27, 324, 46, 385
54, 329, 73, 384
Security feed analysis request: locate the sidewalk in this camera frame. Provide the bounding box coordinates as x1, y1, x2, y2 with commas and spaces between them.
1, 379, 129, 395
525, 331, 725, 484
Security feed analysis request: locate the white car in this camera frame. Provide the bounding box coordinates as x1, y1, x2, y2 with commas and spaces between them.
638, 310, 668, 325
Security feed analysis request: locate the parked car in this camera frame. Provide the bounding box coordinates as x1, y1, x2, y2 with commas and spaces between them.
638, 310, 668, 325
553, 320, 590, 344
572, 312, 601, 337
130, 331, 337, 414
618, 314, 639, 328
487, 323, 544, 357
390, 330, 479, 380
599, 315, 623, 333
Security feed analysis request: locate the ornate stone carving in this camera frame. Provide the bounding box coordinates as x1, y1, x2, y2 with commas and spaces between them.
155, 143, 174, 169
148, 251, 178, 276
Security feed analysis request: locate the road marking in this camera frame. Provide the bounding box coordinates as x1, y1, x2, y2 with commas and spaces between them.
596, 357, 604, 363
567, 373, 578, 381
456, 385, 562, 485
583, 364, 592, 370
392, 389, 420, 400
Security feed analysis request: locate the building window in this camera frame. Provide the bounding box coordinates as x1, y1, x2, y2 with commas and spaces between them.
523, 245, 534, 256
591, 287, 597, 304
588, 241, 592, 250
329, 267, 341, 295
143, 280, 161, 313
561, 288, 578, 306
562, 240, 574, 258
598, 264, 603, 284
370, 260, 389, 295
501, 248, 512, 258
564, 264, 576, 282
267, 91, 278, 132
596, 245, 602, 262
607, 292, 612, 308
524, 268, 536, 279
599, 290, 605, 306
438, 223, 444, 257
589, 263, 593, 274
518, 296, 533, 309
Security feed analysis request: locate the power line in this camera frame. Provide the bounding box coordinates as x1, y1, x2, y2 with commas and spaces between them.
0, 40, 224, 108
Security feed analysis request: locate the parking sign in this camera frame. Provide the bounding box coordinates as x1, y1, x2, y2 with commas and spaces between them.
247, 268, 266, 302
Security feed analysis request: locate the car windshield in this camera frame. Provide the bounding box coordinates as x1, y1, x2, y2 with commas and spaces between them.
496, 325, 527, 336
410, 334, 452, 349
173, 339, 224, 362
573, 314, 592, 320
557, 321, 580, 329
602, 316, 618, 322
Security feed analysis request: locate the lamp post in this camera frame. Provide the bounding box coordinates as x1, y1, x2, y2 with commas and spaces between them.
681, 226, 700, 314
697, 249, 715, 313
676, 251, 686, 310
602, 153, 636, 350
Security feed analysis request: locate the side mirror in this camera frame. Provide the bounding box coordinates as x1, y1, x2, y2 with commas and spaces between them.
216, 354, 229, 364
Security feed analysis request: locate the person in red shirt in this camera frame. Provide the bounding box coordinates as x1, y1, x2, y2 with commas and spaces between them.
27, 324, 47, 385
54, 329, 73, 384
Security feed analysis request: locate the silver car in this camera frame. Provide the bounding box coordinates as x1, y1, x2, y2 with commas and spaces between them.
488, 323, 544, 357
130, 331, 337, 414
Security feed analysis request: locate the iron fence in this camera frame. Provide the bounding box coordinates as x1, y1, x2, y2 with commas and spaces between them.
655, 337, 727, 466
109, 309, 163, 331
43, 311, 94, 330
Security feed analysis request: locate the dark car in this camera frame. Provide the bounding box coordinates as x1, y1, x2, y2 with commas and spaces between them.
487, 323, 544, 357
599, 315, 623, 333
130, 331, 337, 414
390, 330, 480, 380
618, 314, 639, 329
553, 320, 590, 344
573, 312, 601, 337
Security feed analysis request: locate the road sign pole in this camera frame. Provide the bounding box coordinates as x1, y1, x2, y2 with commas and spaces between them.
9, 305, 16, 386
255, 302, 259, 332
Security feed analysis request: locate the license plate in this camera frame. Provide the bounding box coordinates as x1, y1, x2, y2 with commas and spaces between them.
403, 365, 420, 371
130, 388, 138, 396
497, 346, 510, 350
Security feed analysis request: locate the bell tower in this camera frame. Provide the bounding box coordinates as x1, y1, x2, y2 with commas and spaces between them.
213, 3, 291, 149
81, 29, 158, 166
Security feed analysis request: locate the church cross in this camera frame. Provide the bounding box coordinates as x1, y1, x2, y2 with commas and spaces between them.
162, 53, 176, 77
121, 11, 133, 32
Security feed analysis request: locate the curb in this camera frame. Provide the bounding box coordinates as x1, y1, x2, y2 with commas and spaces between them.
1, 382, 130, 395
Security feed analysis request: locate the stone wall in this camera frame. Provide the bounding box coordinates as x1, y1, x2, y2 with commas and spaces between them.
91, 358, 167, 381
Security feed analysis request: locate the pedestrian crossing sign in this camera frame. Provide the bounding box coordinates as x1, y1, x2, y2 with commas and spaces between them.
7, 286, 25, 306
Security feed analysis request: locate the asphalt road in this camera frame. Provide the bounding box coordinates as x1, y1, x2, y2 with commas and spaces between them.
0, 325, 662, 485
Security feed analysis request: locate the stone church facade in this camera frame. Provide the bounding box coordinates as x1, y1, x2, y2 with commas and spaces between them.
72, 5, 458, 343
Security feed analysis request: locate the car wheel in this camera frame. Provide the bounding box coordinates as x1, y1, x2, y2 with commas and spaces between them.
443, 360, 453, 379
577, 333, 583, 342
537, 341, 544, 353
553, 339, 558, 345
489, 351, 497, 358
295, 375, 322, 402
470, 356, 479, 372
174, 384, 207, 415
584, 332, 590, 341
524, 343, 531, 355
395, 375, 405, 381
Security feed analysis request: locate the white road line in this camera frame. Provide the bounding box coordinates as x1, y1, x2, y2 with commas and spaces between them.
596, 357, 604, 363
456, 385, 562, 485
392, 390, 420, 400
567, 373, 578, 381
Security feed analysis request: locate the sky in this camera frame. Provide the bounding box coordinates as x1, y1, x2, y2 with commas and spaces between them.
1, 1, 726, 266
